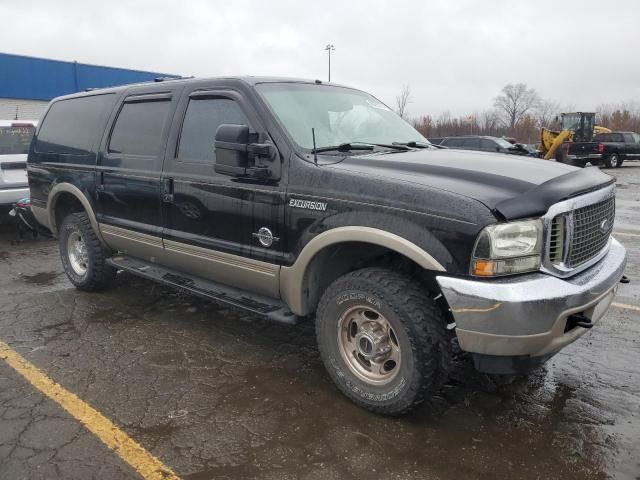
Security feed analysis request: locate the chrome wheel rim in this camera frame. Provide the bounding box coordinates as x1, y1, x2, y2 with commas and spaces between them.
337, 305, 401, 385
67, 231, 88, 276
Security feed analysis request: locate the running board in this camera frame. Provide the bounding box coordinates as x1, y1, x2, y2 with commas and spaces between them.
106, 255, 299, 324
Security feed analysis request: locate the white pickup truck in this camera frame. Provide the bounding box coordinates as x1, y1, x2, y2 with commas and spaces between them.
0, 120, 37, 210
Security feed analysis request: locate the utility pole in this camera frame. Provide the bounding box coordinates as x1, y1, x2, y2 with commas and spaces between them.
325, 44, 335, 82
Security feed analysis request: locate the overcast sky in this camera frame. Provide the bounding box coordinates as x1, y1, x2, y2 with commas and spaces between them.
2, 0, 639, 118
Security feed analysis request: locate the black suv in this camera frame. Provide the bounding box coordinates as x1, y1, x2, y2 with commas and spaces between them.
28, 77, 626, 415
440, 135, 534, 156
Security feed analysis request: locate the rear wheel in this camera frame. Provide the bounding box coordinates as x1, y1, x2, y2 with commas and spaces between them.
604, 154, 620, 168
59, 212, 116, 291
315, 268, 451, 415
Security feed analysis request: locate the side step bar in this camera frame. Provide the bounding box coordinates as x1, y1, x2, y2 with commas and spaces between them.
106, 255, 299, 324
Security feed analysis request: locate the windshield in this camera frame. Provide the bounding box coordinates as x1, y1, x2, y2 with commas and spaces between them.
0, 126, 35, 155
256, 83, 427, 150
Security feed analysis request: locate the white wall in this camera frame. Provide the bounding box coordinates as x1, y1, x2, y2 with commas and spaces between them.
0, 98, 48, 122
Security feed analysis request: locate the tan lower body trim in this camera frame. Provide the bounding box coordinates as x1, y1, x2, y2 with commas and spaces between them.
31, 205, 50, 231
99, 223, 280, 298
280, 226, 446, 315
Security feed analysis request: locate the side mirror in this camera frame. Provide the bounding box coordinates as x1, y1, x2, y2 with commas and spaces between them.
214, 124, 275, 178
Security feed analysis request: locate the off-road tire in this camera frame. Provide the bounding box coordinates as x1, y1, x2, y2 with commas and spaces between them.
604, 154, 620, 169
59, 212, 116, 291
315, 267, 452, 415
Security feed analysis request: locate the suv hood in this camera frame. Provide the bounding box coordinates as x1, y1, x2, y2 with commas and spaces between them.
329, 148, 614, 220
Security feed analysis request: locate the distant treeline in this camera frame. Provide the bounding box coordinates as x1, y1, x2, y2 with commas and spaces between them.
402, 83, 640, 144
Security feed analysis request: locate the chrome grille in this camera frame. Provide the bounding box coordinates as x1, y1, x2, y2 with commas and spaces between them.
566, 197, 615, 267
549, 196, 615, 269
542, 185, 616, 277
549, 215, 565, 263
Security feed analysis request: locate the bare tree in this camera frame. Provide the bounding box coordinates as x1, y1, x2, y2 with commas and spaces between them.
479, 109, 501, 132
493, 83, 540, 130
535, 99, 562, 129
395, 84, 412, 119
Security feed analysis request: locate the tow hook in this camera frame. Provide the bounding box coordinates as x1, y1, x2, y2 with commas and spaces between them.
567, 313, 593, 329
620, 275, 630, 284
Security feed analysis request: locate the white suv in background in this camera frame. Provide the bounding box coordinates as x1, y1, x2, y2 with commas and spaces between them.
0, 120, 37, 210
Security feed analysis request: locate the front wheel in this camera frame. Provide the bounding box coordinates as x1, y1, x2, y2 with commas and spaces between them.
59, 212, 116, 291
315, 268, 451, 415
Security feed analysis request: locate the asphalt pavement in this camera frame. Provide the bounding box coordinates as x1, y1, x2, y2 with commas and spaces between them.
0, 165, 639, 480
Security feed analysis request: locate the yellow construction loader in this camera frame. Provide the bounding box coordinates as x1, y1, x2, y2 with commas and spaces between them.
540, 112, 611, 160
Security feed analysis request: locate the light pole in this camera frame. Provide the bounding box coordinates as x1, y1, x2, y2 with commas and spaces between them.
325, 44, 335, 82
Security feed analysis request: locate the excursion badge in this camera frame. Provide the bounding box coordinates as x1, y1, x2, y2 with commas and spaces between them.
289, 198, 328, 212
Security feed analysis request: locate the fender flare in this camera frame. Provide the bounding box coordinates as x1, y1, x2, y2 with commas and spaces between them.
46, 183, 105, 245
280, 226, 446, 315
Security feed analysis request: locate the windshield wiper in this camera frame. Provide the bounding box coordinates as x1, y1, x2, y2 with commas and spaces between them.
393, 141, 434, 149
312, 142, 410, 154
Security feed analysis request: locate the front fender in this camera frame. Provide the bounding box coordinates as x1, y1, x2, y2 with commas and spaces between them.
280, 223, 451, 315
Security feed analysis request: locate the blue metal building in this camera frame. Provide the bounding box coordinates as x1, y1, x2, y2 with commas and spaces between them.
0, 52, 180, 120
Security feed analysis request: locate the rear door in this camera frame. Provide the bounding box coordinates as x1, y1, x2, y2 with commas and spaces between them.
461, 138, 481, 151
96, 86, 182, 259
480, 139, 497, 152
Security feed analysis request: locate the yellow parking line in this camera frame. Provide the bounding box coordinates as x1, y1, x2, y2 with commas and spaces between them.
614, 231, 640, 238
0, 340, 180, 480
612, 302, 640, 313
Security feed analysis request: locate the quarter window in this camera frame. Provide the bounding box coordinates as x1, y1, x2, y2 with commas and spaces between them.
177, 98, 249, 162
36, 94, 116, 154
109, 100, 170, 156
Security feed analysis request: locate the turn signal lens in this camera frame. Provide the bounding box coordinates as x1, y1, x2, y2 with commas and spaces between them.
472, 256, 541, 276
472, 260, 496, 276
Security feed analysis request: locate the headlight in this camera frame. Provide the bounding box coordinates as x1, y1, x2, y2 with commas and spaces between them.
471, 219, 542, 276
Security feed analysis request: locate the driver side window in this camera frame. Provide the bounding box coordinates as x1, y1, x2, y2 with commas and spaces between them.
177, 98, 249, 163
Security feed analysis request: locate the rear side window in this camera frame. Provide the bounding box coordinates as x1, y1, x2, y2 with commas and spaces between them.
0, 125, 35, 155
177, 98, 249, 162
109, 100, 170, 156
443, 138, 463, 147
623, 133, 635, 143
480, 139, 496, 151
462, 138, 480, 149
36, 94, 116, 154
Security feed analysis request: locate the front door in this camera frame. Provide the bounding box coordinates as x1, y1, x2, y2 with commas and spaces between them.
160, 87, 284, 297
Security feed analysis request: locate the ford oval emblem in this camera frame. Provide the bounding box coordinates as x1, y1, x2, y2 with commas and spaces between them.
600, 218, 609, 234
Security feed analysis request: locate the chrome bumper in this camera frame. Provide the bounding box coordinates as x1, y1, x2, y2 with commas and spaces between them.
436, 238, 627, 357
567, 153, 602, 160
0, 186, 29, 206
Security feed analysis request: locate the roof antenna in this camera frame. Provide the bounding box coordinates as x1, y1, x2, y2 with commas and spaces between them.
312, 128, 318, 166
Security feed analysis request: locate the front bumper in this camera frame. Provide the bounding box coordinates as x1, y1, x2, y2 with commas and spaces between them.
0, 186, 29, 206
436, 238, 627, 363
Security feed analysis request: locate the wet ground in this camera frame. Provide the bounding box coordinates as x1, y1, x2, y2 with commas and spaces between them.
1, 165, 639, 480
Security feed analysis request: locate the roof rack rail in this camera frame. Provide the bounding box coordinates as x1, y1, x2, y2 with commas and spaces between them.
154, 75, 192, 82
